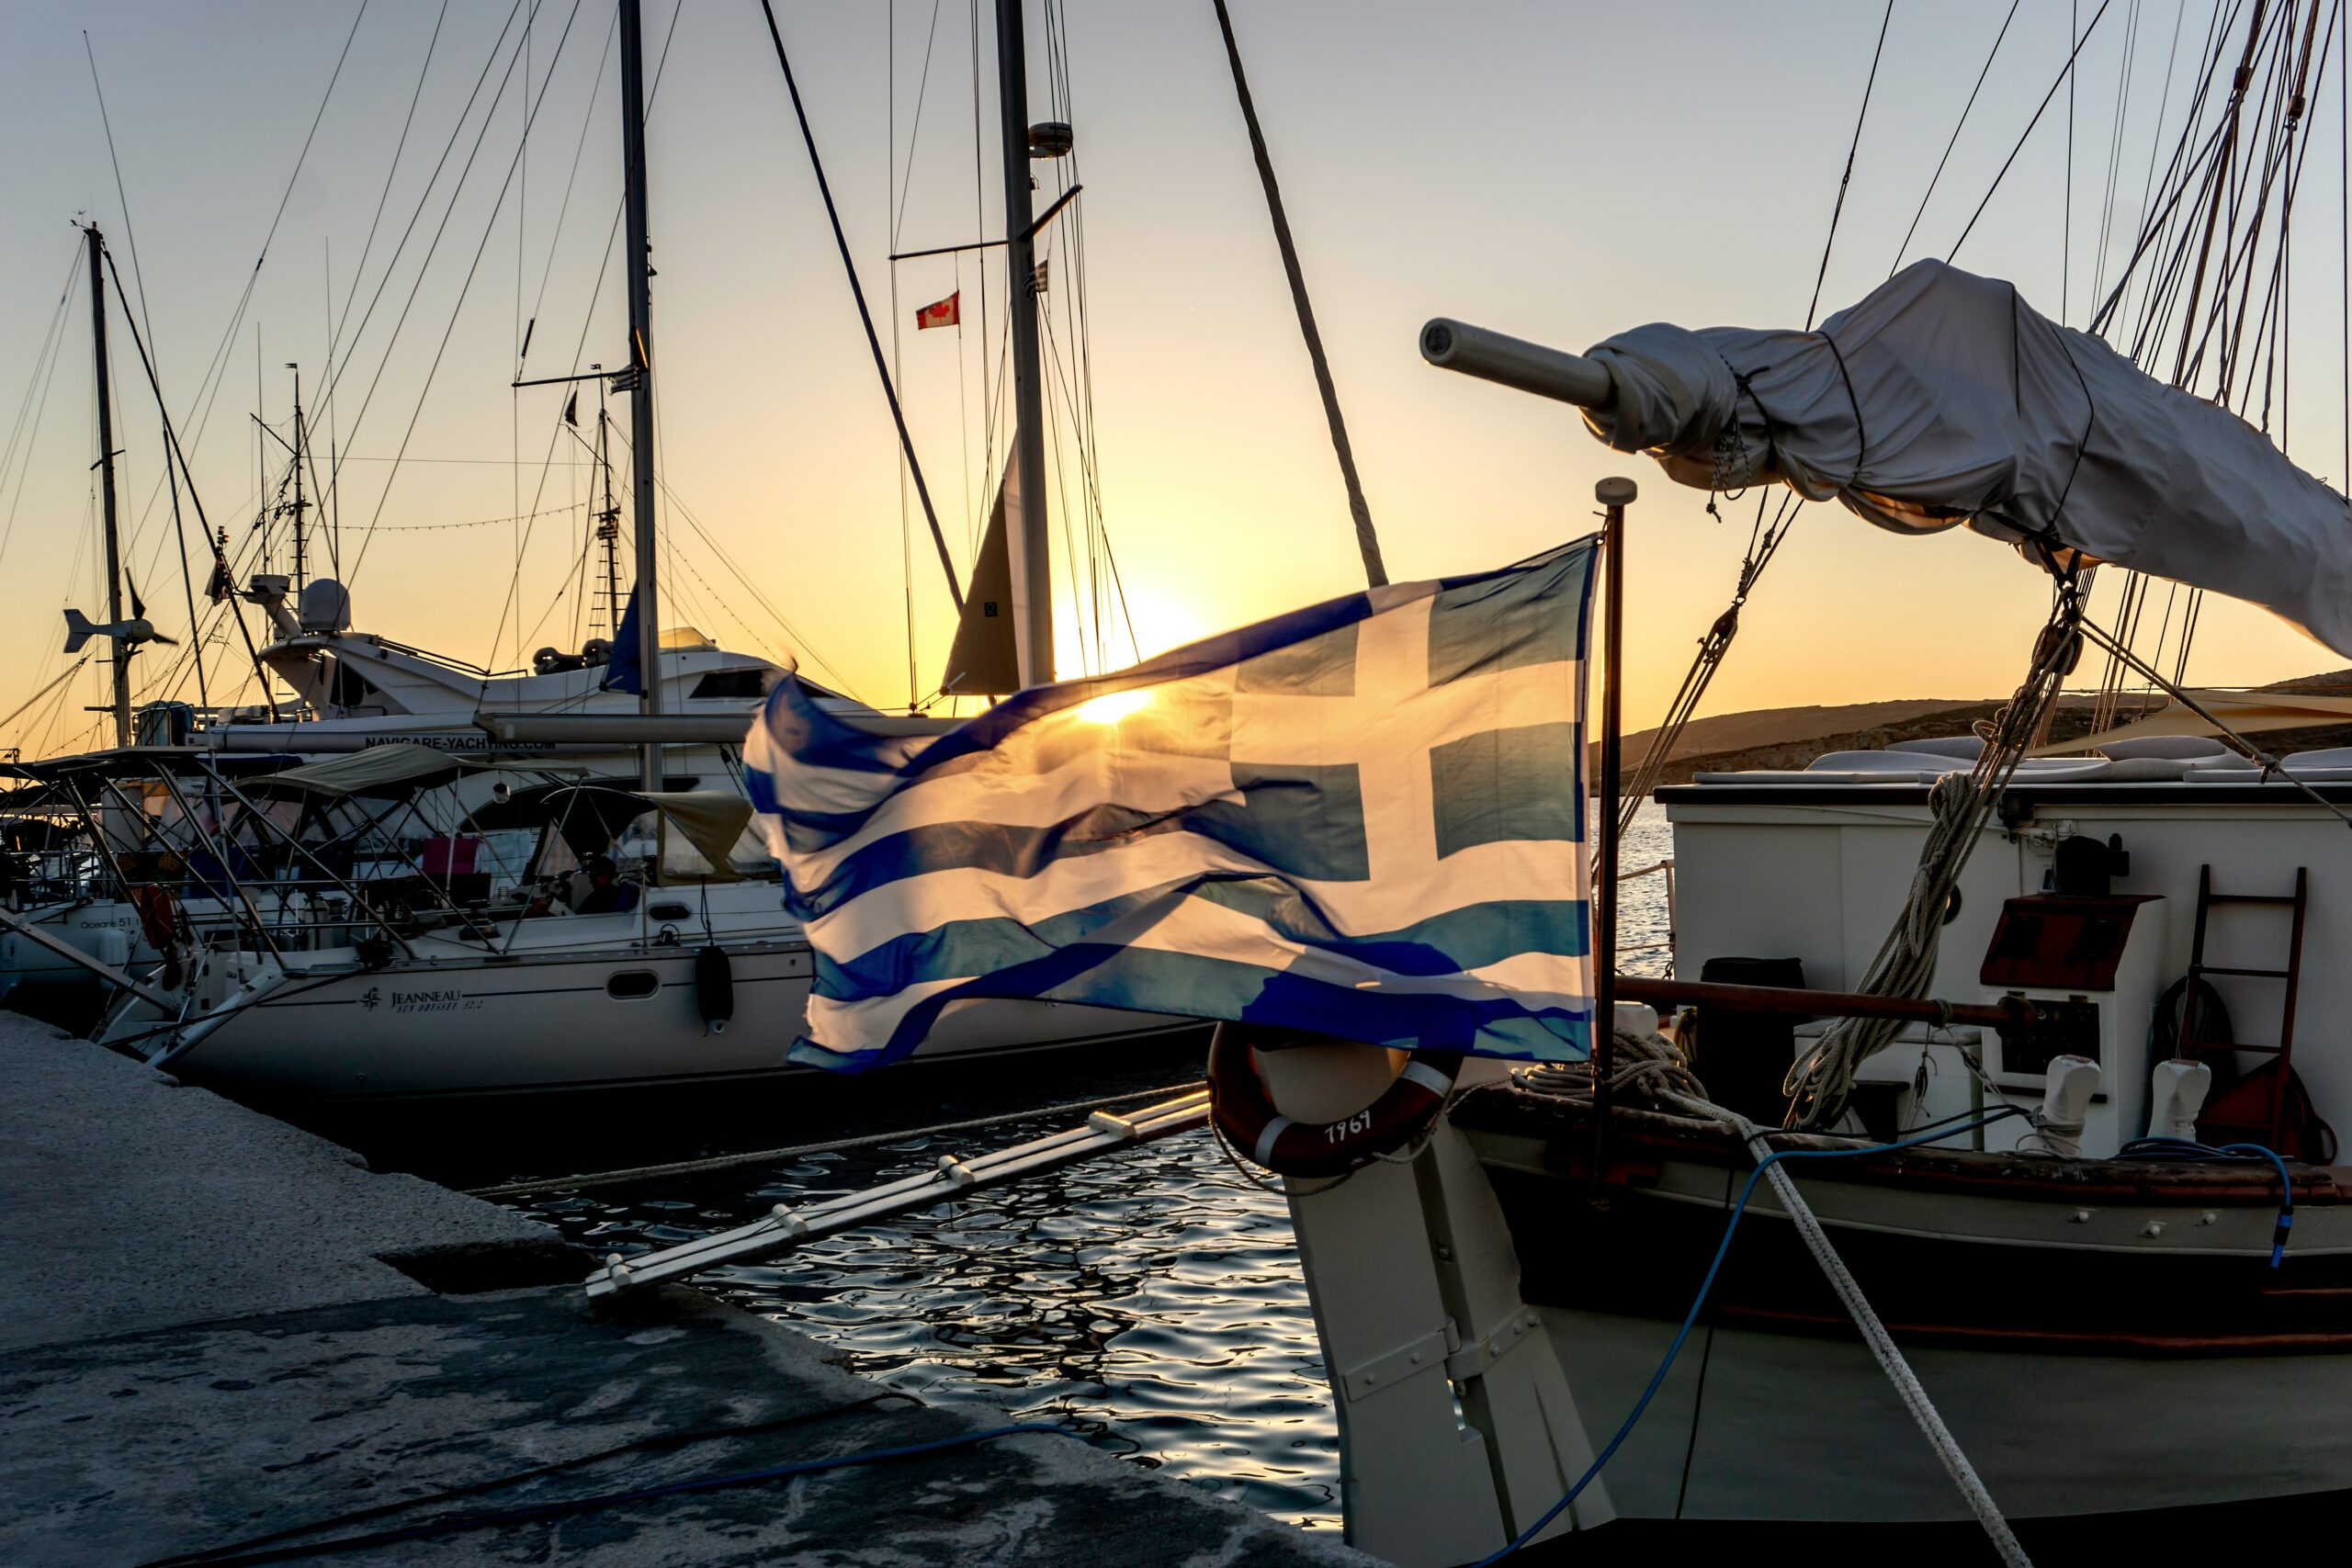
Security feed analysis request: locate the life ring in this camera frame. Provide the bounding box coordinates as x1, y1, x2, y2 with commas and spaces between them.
1206, 1023, 1462, 1179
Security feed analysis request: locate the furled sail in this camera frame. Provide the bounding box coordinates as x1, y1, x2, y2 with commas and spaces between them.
938, 439, 1022, 699
1577, 260, 2352, 656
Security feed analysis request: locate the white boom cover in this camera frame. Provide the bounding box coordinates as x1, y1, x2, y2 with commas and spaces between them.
1581, 260, 2352, 655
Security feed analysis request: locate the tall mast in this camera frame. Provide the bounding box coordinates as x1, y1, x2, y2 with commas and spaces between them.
618, 0, 664, 788
85, 223, 130, 749
595, 371, 621, 637
995, 0, 1053, 686
287, 365, 307, 594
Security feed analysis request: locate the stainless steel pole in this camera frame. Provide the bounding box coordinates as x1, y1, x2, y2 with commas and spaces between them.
1589, 477, 1634, 1201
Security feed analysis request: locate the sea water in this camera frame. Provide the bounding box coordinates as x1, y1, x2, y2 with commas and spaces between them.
501, 804, 1676, 1534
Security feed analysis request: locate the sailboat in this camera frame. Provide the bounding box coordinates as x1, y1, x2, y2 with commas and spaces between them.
95, 0, 1198, 1100
1240, 10, 2352, 1557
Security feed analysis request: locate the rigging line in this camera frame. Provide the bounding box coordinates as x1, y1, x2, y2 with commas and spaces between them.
319, 0, 536, 489
520, 8, 617, 367
1811, 0, 1896, 327
2069, 1, 2078, 321
2088, 0, 2139, 312
1891, 1, 2021, 275
2343, 0, 2347, 491
593, 421, 864, 694
1211, 0, 1386, 590
891, 0, 950, 246
2249, 0, 2340, 433
1950, 0, 2119, 265
328, 0, 448, 442
2108, 0, 2200, 343
97, 248, 279, 722
2168, 0, 2283, 391
2089, 0, 2144, 306
1043, 0, 1112, 668
758, 0, 965, 613
1038, 318, 1089, 674
375, 500, 591, 532
2105, 7, 2239, 343
0, 244, 77, 500
469, 0, 675, 690
0, 658, 95, 742
2211, 11, 2309, 400
967, 0, 994, 508
339, 0, 585, 592
893, 0, 916, 706
150, 0, 378, 532
0, 660, 93, 747
0, 247, 80, 575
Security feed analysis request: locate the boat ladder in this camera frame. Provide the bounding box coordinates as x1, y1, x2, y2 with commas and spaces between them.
2183, 863, 2309, 1148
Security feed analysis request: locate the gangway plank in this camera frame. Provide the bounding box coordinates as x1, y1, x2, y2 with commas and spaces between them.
583, 1089, 1210, 1297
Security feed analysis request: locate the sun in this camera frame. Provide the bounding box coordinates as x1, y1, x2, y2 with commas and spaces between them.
1113, 584, 1212, 661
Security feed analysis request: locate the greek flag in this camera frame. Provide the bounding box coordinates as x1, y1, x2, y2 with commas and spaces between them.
744, 538, 1598, 1071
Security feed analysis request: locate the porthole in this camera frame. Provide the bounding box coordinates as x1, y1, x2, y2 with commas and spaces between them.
1942, 887, 1964, 927
606, 970, 661, 999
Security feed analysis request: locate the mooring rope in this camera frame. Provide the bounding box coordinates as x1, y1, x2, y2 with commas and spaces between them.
1511, 1029, 2032, 1565
467, 1079, 1203, 1200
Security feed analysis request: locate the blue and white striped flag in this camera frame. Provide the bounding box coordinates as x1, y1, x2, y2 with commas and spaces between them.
744, 538, 1598, 1071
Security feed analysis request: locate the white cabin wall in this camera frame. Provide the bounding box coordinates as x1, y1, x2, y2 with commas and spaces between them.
1667, 794, 2352, 1146
1670, 819, 1845, 987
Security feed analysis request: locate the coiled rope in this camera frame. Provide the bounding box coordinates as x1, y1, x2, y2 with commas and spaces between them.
1781, 582, 2086, 1128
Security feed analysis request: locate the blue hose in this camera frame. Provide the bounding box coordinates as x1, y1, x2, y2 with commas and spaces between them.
1468, 1107, 2027, 1567
2116, 1134, 2294, 1266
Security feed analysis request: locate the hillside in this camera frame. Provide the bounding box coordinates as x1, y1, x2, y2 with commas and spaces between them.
1616, 699, 1992, 770
1607, 666, 2352, 793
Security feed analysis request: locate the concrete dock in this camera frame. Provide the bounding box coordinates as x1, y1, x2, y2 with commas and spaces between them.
0, 1015, 1372, 1566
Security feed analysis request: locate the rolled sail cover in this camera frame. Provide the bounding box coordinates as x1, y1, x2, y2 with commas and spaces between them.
1581, 259, 2352, 656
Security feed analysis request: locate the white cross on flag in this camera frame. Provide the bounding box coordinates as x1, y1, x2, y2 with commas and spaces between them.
745, 539, 1600, 1072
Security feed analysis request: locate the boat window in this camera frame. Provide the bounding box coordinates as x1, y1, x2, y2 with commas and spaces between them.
605, 970, 661, 999
649, 902, 692, 921
329, 660, 379, 707
689, 669, 768, 700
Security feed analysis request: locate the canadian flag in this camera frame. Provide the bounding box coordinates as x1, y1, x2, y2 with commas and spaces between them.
914, 290, 960, 331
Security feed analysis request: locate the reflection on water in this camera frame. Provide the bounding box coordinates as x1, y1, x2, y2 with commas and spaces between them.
511, 803, 1675, 1533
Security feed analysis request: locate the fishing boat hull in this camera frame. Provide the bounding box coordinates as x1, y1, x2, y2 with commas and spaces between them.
1476, 1111, 2352, 1522
1281, 1078, 2352, 1562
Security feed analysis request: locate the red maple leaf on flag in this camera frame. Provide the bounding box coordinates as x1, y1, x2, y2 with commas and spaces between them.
914, 290, 960, 331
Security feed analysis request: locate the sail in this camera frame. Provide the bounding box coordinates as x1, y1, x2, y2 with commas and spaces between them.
1579, 260, 2352, 656
939, 443, 1023, 698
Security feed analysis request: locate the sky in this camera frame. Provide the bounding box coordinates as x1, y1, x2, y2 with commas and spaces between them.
1, 0, 2346, 760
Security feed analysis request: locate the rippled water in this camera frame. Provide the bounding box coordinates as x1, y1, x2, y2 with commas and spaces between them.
504, 803, 1676, 1534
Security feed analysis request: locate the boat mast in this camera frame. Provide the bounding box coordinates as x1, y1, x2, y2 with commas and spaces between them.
618, 0, 664, 788
287, 365, 308, 595
85, 222, 130, 750
994, 0, 1053, 687
594, 370, 621, 639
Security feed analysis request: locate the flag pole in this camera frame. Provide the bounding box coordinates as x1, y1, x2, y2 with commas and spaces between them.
1589, 477, 1635, 1204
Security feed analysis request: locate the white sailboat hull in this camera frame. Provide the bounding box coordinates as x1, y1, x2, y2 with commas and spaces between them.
179, 953, 1183, 1099
132, 926, 1191, 1100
